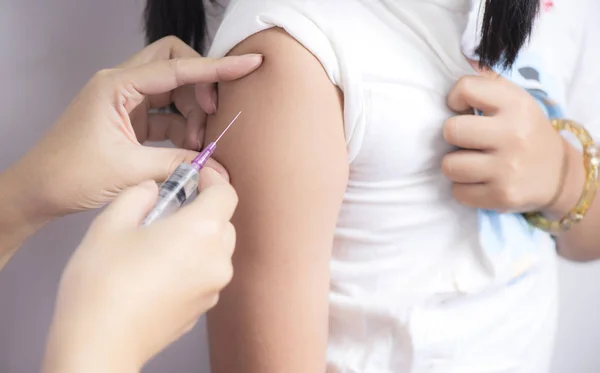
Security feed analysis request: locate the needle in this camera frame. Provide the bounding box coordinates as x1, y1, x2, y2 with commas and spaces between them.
191, 111, 242, 169
215, 111, 242, 144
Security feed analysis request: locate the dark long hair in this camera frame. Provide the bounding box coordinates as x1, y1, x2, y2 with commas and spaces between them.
144, 0, 539, 67
144, 0, 217, 55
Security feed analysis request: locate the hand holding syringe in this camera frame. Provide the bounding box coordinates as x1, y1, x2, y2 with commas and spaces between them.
142, 111, 241, 226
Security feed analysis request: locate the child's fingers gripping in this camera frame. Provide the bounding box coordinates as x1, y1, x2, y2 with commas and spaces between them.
443, 115, 507, 150
447, 75, 510, 115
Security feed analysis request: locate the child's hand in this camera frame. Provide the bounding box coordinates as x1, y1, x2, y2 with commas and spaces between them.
441, 73, 566, 213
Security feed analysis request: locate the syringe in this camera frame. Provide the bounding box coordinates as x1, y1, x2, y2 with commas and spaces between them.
141, 111, 242, 226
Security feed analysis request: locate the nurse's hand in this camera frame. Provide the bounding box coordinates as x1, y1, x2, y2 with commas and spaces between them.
43, 169, 237, 373
442, 73, 567, 213
121, 36, 233, 151
6, 36, 261, 221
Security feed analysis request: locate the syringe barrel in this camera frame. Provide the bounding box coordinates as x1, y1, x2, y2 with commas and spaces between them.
141, 163, 199, 226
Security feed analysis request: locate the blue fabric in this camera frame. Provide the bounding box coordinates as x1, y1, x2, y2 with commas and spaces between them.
474, 53, 563, 281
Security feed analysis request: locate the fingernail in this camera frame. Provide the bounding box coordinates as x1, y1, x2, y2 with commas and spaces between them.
199, 167, 227, 190
204, 159, 230, 182
231, 53, 263, 67
212, 90, 218, 113
205, 167, 222, 180
244, 53, 263, 64
209, 166, 230, 182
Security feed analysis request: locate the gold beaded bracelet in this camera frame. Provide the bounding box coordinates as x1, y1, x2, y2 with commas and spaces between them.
523, 119, 600, 234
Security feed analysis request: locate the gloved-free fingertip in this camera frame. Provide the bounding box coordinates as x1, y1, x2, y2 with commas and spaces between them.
198, 167, 228, 191
203, 158, 230, 182
242, 53, 264, 65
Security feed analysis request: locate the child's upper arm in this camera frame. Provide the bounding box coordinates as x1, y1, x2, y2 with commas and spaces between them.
204, 28, 348, 373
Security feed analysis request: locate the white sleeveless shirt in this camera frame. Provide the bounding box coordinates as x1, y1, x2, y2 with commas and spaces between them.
208, 1, 558, 371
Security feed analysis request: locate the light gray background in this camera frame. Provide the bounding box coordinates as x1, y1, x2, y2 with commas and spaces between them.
0, 1, 598, 372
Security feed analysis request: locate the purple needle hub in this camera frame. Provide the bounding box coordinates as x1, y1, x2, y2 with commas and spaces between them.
191, 142, 216, 170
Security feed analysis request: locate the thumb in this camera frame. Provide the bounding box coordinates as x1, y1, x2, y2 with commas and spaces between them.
95, 180, 158, 229
198, 166, 230, 191
171, 168, 238, 225
136, 146, 230, 182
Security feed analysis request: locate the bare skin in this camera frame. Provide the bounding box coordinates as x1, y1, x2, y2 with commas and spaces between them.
204, 28, 348, 373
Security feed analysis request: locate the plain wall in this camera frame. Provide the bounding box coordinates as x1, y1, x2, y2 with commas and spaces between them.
0, 1, 210, 372
0, 1, 598, 372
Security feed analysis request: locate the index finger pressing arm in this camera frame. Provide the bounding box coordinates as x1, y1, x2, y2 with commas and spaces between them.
117, 36, 202, 68
101, 54, 262, 116
120, 55, 263, 98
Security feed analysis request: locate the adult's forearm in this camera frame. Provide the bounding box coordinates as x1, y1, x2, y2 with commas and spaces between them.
0, 166, 50, 269
43, 344, 139, 373
42, 311, 142, 373
542, 141, 600, 261
43, 350, 138, 373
